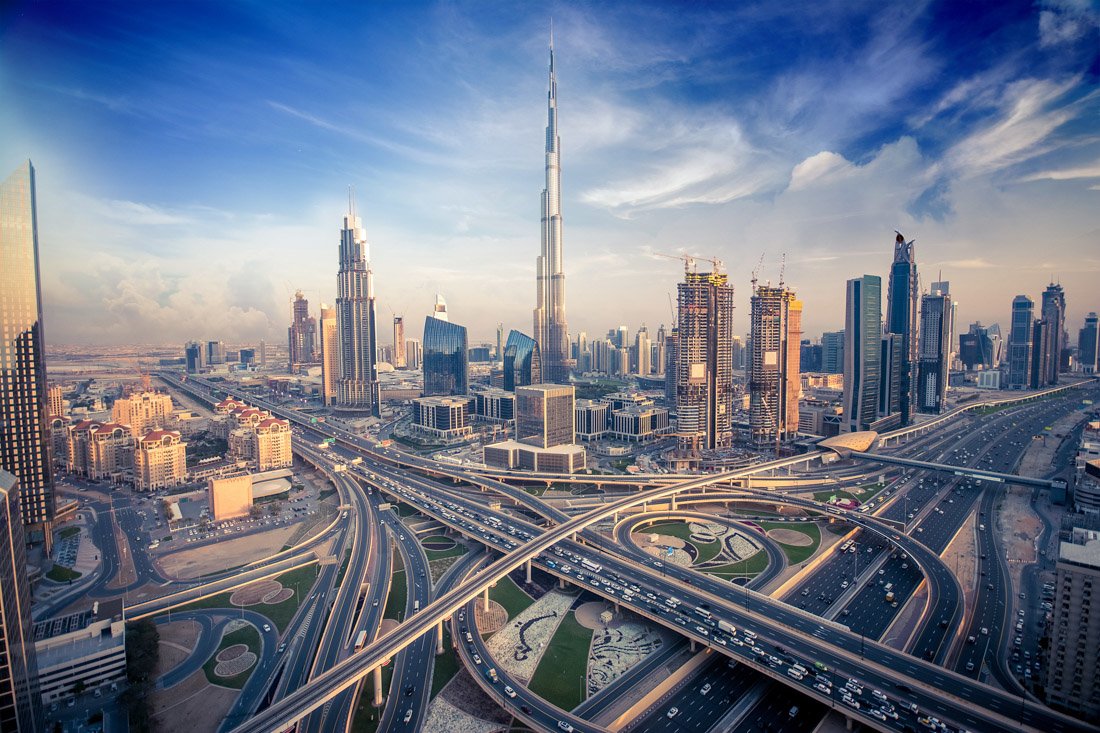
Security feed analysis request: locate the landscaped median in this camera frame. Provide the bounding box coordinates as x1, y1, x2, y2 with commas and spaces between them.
203, 621, 261, 689
527, 609, 593, 711
758, 521, 821, 564
164, 563, 318, 632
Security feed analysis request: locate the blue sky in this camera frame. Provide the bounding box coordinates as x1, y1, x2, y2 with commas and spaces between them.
2, 0, 1098, 347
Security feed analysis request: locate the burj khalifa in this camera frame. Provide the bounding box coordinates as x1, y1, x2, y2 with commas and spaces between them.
533, 32, 574, 383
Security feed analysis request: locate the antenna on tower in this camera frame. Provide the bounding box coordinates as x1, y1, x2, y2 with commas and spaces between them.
348, 186, 355, 218
779, 252, 787, 288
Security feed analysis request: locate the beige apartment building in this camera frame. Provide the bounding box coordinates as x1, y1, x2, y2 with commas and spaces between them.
112, 391, 173, 437
66, 420, 133, 480
207, 473, 253, 521
133, 430, 187, 491
1046, 527, 1100, 719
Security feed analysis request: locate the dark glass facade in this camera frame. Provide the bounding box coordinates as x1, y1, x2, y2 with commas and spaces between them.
0, 471, 42, 733
885, 234, 918, 424
0, 161, 54, 542
423, 316, 468, 396
843, 275, 881, 432
504, 330, 541, 391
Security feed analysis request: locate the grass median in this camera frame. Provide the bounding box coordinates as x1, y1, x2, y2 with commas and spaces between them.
203, 622, 261, 689
489, 575, 534, 621
759, 521, 821, 565
528, 610, 592, 711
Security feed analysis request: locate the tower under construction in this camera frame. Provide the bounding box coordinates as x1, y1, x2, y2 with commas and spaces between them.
748, 282, 802, 449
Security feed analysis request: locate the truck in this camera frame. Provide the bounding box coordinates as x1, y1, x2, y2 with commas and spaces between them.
350, 457, 363, 465
486, 668, 499, 684
413, 600, 420, 613
354, 630, 368, 652
885, 591, 895, 603
718, 620, 737, 635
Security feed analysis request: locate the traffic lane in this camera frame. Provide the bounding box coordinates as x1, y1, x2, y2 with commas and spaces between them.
631, 657, 758, 733
731, 681, 824, 733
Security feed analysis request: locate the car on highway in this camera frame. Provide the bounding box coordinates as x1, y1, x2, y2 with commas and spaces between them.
666, 707, 679, 718
557, 722, 574, 732
700, 683, 712, 696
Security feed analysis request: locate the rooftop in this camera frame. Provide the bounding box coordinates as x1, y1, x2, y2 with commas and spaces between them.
1060, 528, 1100, 570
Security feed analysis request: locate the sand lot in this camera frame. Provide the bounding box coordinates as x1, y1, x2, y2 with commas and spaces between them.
157, 526, 298, 579
149, 668, 237, 733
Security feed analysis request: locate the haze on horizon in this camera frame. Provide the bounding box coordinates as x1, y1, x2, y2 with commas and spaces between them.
2, 0, 1098, 349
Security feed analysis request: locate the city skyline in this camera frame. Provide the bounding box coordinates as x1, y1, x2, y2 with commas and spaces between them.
2, 2, 1099, 348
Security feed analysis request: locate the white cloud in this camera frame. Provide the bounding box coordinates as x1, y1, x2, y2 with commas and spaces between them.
1018, 160, 1100, 181
788, 152, 853, 191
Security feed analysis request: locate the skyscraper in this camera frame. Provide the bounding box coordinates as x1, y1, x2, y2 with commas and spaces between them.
432, 294, 448, 322
496, 323, 504, 368
319, 304, 337, 406
959, 322, 996, 370
0, 161, 54, 544
885, 232, 918, 424
821, 331, 845, 374
635, 326, 651, 376
405, 338, 422, 370
655, 324, 667, 377
515, 384, 574, 449
206, 340, 226, 366
842, 275, 882, 433
1007, 295, 1034, 389
675, 268, 735, 457
503, 330, 541, 391
287, 290, 317, 371
0, 471, 41, 732
393, 316, 406, 369
423, 315, 468, 397
748, 283, 802, 447
1041, 282, 1066, 385
334, 197, 379, 416
533, 33, 573, 384
184, 341, 204, 373
1078, 312, 1099, 374
917, 285, 953, 413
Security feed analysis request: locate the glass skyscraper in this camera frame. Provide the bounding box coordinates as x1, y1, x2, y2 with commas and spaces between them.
917, 286, 953, 413
334, 199, 379, 415
0, 161, 54, 544
503, 330, 541, 391
423, 316, 468, 397
1007, 295, 1034, 389
0, 470, 41, 732
843, 275, 882, 432
885, 232, 918, 424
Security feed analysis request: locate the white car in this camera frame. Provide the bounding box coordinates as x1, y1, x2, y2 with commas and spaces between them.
667, 707, 679, 718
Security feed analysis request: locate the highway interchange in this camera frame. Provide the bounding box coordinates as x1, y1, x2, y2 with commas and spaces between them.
72, 372, 1098, 733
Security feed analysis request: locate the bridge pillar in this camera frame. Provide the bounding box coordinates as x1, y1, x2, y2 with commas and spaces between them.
373, 666, 383, 706
483, 587, 490, 612
845, 715, 854, 731
436, 620, 445, 655
525, 559, 532, 584
689, 639, 697, 652
643, 501, 648, 512
613, 511, 618, 524
559, 576, 566, 590
670, 496, 677, 511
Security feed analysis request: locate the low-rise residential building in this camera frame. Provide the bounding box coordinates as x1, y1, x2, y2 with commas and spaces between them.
66, 421, 134, 481
34, 599, 126, 705
134, 430, 187, 491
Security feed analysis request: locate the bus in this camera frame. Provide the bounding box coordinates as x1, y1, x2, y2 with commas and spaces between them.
580, 559, 602, 574
694, 607, 712, 621
354, 630, 368, 652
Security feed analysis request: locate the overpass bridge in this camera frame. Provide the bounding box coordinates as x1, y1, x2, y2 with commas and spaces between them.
849, 451, 1068, 490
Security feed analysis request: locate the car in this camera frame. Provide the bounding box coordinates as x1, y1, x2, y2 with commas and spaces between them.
700, 683, 712, 696
403, 710, 413, 723
262, 624, 271, 632
473, 653, 482, 664
404, 685, 415, 697
666, 707, 679, 718
966, 661, 975, 671
504, 685, 517, 698
558, 722, 574, 732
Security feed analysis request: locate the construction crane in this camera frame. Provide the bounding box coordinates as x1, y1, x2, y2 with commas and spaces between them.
750, 252, 765, 290
655, 252, 724, 274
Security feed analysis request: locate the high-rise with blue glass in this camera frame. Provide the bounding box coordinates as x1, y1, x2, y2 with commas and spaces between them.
504, 330, 541, 391
885, 232, 918, 424
843, 275, 882, 433
423, 311, 468, 397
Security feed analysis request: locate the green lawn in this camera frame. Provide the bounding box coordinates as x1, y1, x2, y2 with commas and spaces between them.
431, 626, 459, 698
524, 486, 548, 496
58, 526, 81, 540
637, 521, 721, 565
47, 565, 82, 582
203, 623, 261, 689
489, 576, 534, 621
702, 550, 769, 579
384, 570, 408, 621
759, 521, 821, 565
528, 611, 592, 711
424, 540, 467, 562
163, 563, 318, 632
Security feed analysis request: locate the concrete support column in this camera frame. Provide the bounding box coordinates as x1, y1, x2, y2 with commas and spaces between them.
559, 576, 566, 589
613, 511, 618, 524
373, 666, 383, 706
670, 496, 677, 511
614, 601, 620, 613
690, 639, 697, 652
525, 559, 532, 584
643, 501, 648, 512
845, 715, 854, 731
483, 587, 490, 612
436, 620, 445, 655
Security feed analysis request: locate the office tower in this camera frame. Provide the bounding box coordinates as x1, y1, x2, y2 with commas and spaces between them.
238, 348, 256, 366
532, 35, 574, 384
959, 322, 996, 370
319, 304, 337, 406
635, 326, 651, 376
496, 323, 504, 367
0, 471, 42, 732
287, 290, 317, 371
878, 334, 902, 423
931, 281, 958, 368
334, 198, 380, 416
423, 315, 468, 396
800, 340, 822, 373
664, 329, 678, 401
259, 338, 267, 367
1031, 319, 1052, 390
1041, 282, 1066, 385
504, 330, 541, 391
112, 391, 173, 437
432, 294, 448, 322
675, 268, 735, 456
842, 275, 882, 432
987, 324, 1003, 365
406, 338, 422, 370
516, 384, 575, 448
47, 386, 63, 419
917, 286, 953, 413
885, 232, 918, 424
1079, 312, 1099, 374
184, 341, 203, 373
206, 340, 226, 366
0, 161, 54, 544
821, 331, 845, 374
1045, 527, 1100, 720
748, 284, 802, 446
1008, 295, 1034, 389
393, 316, 406, 369
655, 325, 667, 377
